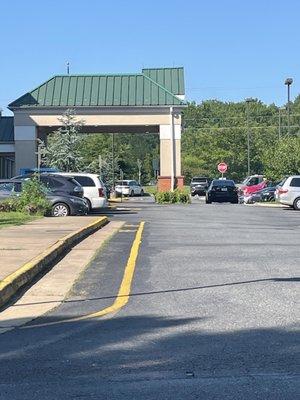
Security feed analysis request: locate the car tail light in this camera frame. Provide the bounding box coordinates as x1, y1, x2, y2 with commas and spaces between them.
98, 188, 104, 197
278, 188, 288, 194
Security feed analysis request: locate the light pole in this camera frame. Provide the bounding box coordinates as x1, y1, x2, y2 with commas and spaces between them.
245, 98, 254, 176
284, 78, 293, 135
278, 107, 286, 139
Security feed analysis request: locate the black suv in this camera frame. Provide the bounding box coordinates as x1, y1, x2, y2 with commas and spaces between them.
13, 173, 84, 198
190, 177, 211, 196
0, 179, 88, 216
206, 179, 238, 204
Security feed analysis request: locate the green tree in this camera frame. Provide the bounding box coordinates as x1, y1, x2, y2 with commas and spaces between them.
262, 136, 300, 181
182, 99, 288, 182
46, 109, 85, 172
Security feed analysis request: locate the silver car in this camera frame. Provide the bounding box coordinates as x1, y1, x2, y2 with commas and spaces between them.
276, 176, 300, 210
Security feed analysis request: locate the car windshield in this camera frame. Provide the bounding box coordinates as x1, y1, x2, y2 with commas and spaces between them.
0, 182, 15, 192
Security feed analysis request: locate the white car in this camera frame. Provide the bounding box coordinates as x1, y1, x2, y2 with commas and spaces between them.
276, 175, 300, 210
115, 180, 144, 197
55, 173, 108, 210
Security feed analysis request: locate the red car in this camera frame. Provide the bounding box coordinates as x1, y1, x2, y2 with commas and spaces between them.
239, 175, 266, 196
243, 180, 267, 196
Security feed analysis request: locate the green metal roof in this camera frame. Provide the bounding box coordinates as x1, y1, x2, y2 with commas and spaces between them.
9, 70, 185, 109
142, 67, 185, 95
0, 116, 14, 142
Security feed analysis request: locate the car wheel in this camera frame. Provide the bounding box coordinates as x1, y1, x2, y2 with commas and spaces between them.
52, 203, 70, 217
84, 198, 92, 212
206, 199, 212, 204
130, 190, 134, 197
293, 197, 300, 210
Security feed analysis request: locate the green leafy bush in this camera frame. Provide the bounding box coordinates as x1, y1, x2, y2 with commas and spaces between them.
0, 198, 19, 212
154, 188, 191, 204
17, 176, 51, 215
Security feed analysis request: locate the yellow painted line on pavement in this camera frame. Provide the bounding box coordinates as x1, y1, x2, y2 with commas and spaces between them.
22, 221, 145, 329
86, 221, 144, 319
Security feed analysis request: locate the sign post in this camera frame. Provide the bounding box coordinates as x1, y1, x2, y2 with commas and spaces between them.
217, 162, 228, 179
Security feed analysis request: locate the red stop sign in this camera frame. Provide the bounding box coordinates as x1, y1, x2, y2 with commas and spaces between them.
218, 162, 228, 173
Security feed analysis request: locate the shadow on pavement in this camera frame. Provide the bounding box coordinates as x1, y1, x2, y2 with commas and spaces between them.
9, 276, 299, 308
0, 314, 298, 399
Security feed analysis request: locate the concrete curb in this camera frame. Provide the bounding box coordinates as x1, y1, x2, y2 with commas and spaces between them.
247, 202, 285, 208
0, 216, 108, 309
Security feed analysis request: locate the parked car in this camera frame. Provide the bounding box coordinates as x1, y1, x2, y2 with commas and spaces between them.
115, 180, 144, 197
243, 180, 268, 196
54, 173, 107, 211
276, 176, 300, 210
239, 174, 264, 188
238, 175, 266, 195
0, 179, 88, 217
12, 173, 84, 198
190, 177, 211, 196
244, 187, 276, 204
0, 180, 22, 199
206, 179, 239, 204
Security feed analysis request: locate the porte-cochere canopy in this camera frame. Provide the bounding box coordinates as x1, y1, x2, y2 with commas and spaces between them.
9, 67, 186, 190
9, 68, 185, 109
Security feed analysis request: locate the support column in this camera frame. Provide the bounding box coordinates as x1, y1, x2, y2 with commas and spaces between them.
158, 122, 183, 191
14, 125, 37, 174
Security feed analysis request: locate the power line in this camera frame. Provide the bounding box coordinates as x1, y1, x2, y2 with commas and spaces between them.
183, 114, 300, 121
186, 85, 282, 91
183, 125, 300, 131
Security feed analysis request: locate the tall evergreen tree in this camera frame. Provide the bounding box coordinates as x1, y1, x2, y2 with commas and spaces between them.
46, 109, 84, 172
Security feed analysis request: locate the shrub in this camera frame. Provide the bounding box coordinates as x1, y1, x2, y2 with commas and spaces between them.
17, 176, 51, 215
154, 188, 191, 204
0, 198, 19, 212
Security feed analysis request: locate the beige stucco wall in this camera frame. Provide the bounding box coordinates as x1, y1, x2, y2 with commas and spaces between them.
13, 107, 184, 175
160, 139, 181, 177
13, 109, 182, 127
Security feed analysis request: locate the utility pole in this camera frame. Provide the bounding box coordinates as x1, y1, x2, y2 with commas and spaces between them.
35, 142, 43, 179
284, 78, 293, 135
137, 159, 142, 185
98, 155, 102, 179
120, 168, 124, 203
278, 107, 286, 139
245, 98, 254, 176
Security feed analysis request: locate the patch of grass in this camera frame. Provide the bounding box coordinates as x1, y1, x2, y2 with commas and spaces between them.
0, 212, 40, 229
143, 185, 157, 195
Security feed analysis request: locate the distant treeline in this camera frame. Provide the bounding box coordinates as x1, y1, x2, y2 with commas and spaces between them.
75, 96, 300, 184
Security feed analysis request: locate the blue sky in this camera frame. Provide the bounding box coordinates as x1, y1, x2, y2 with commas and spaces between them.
1, 0, 299, 114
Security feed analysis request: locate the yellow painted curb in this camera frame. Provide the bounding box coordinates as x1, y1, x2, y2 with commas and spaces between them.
24, 221, 145, 329
0, 216, 108, 308
109, 197, 129, 203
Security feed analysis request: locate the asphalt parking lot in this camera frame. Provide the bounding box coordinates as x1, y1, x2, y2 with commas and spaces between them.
0, 199, 298, 399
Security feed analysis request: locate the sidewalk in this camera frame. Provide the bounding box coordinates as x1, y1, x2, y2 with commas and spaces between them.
0, 216, 105, 281
0, 220, 124, 333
